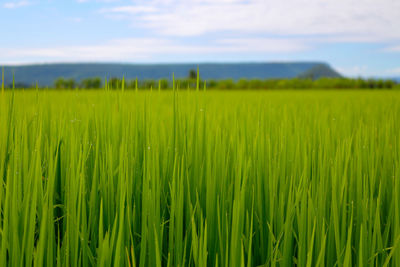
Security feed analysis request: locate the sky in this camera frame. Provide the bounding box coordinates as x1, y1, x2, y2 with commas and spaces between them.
0, 0, 400, 77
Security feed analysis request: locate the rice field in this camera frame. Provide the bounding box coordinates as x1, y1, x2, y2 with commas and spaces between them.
0, 88, 399, 266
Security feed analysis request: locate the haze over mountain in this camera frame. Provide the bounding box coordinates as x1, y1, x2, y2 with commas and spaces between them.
2, 62, 341, 87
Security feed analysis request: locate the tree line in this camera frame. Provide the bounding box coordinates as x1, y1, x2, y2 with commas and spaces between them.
52, 77, 399, 90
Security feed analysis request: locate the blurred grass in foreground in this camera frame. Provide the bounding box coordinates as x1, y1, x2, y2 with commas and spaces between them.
0, 89, 399, 266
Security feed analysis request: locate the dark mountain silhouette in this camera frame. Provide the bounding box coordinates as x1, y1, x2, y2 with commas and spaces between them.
2, 62, 342, 87
298, 64, 342, 79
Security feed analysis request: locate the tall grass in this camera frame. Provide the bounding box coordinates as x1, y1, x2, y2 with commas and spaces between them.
0, 88, 399, 266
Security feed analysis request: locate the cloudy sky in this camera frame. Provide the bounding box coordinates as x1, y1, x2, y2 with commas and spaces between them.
1, 0, 400, 77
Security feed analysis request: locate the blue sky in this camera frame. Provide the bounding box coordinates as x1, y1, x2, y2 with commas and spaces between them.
1, 0, 400, 77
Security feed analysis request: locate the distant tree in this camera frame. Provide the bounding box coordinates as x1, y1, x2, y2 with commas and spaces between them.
55, 78, 65, 89
81, 77, 101, 89
367, 79, 376, 89
143, 80, 156, 89
159, 79, 169, 90
384, 79, 395, 89
109, 77, 121, 90
218, 79, 235, 90
127, 79, 136, 89
237, 79, 249, 89
207, 80, 218, 89
55, 78, 76, 89
188, 69, 197, 80
249, 79, 264, 89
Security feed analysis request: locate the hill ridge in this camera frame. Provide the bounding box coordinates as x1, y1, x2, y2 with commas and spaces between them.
1, 62, 341, 87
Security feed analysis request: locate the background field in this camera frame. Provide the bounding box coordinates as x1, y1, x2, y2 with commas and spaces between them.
0, 89, 399, 266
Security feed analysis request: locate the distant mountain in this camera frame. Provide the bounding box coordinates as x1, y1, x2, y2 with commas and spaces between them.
1, 62, 341, 87
297, 64, 342, 79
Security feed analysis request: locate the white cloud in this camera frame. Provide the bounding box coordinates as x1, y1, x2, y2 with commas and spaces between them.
0, 37, 308, 63
216, 38, 309, 52
384, 45, 400, 52
100, 6, 157, 14
3, 1, 30, 8
101, 0, 400, 41
336, 65, 369, 77
386, 68, 400, 74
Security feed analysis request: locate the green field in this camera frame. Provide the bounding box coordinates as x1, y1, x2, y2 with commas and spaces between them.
0, 89, 399, 266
